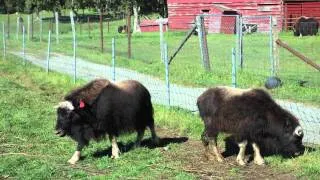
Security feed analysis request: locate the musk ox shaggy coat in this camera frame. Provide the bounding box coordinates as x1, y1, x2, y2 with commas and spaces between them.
55, 79, 159, 164
197, 86, 304, 166
294, 17, 319, 36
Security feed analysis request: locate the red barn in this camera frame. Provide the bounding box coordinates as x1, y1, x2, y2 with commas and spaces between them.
167, 0, 320, 32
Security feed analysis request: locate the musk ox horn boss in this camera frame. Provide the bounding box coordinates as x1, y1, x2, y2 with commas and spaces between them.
55, 79, 159, 164
197, 86, 304, 166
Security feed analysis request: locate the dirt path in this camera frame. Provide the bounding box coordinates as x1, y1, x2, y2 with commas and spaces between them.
156, 128, 296, 180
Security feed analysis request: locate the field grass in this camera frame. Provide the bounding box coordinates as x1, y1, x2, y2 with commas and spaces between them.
1, 54, 320, 179
0, 55, 195, 179
0, 12, 319, 106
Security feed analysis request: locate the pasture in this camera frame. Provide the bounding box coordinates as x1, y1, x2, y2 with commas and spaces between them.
1, 55, 320, 179
0, 13, 319, 106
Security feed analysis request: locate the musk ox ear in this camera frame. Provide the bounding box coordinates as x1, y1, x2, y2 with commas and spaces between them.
294, 126, 303, 137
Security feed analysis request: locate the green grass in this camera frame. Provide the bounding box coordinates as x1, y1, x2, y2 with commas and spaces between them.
0, 55, 195, 179
1, 54, 320, 179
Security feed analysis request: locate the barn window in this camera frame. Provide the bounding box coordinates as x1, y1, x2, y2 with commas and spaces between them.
202, 9, 210, 13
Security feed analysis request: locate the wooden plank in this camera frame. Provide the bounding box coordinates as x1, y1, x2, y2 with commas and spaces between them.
276, 39, 320, 71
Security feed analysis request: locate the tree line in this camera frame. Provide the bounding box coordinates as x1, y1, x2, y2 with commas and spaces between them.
0, 0, 168, 18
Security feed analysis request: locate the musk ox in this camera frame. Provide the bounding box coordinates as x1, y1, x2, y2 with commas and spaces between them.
197, 86, 304, 166
55, 79, 159, 164
293, 17, 319, 36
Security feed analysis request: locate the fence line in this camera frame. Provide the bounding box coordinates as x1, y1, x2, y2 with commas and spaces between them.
0, 13, 319, 145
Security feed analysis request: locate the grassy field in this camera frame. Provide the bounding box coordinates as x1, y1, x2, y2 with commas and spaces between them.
1, 54, 320, 179
0, 12, 319, 106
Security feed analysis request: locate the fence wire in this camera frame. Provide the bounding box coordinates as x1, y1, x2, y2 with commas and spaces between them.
1, 12, 319, 145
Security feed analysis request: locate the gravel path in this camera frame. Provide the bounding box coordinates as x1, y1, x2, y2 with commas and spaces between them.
12, 52, 320, 144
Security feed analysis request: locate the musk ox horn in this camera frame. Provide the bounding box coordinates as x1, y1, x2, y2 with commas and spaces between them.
294, 126, 303, 136
55, 101, 74, 110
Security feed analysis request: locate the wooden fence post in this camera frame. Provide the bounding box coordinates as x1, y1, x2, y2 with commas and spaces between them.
55, 12, 59, 44
196, 15, 211, 71
70, 11, 77, 83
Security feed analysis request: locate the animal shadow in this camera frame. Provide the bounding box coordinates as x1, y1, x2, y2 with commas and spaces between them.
93, 137, 188, 158
222, 136, 316, 161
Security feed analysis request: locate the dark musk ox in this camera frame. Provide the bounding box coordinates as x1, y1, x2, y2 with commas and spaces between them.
197, 86, 304, 166
293, 17, 319, 36
55, 79, 159, 164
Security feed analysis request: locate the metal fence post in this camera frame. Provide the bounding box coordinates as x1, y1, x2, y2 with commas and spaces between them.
40, 15, 42, 42
46, 30, 51, 73
164, 42, 170, 107
159, 18, 164, 62
112, 37, 116, 81
27, 15, 30, 41
269, 16, 275, 76
232, 48, 237, 88
22, 26, 26, 65
16, 17, 19, 40
55, 12, 59, 44
2, 23, 6, 59
196, 15, 211, 71
70, 11, 77, 83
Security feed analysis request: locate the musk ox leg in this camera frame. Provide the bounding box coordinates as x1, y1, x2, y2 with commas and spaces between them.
149, 122, 160, 145
68, 143, 84, 165
252, 142, 265, 165
201, 131, 224, 162
236, 140, 248, 166
109, 135, 120, 159
135, 130, 145, 147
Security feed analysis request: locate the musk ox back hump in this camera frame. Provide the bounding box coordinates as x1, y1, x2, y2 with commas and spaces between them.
197, 86, 274, 120
64, 79, 110, 105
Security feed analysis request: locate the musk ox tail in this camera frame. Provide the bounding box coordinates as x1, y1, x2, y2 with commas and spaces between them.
64, 79, 110, 105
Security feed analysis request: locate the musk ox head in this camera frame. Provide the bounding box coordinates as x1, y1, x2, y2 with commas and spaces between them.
278, 124, 304, 157
55, 101, 76, 137
266, 114, 305, 157
54, 100, 95, 141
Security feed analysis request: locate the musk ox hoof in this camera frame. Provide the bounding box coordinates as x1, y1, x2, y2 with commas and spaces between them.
68, 158, 79, 165
111, 155, 120, 159
205, 153, 216, 161
254, 158, 265, 165
216, 156, 224, 163
153, 137, 160, 146
236, 157, 247, 166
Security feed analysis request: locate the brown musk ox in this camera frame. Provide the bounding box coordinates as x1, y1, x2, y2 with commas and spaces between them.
55, 79, 159, 164
197, 86, 304, 166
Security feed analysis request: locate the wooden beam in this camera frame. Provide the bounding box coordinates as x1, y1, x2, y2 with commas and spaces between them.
276, 39, 320, 71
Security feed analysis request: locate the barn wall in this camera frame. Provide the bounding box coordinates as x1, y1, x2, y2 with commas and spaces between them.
167, 0, 283, 32
284, 1, 320, 30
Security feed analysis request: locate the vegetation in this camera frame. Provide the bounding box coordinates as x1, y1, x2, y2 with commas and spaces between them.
1, 55, 320, 179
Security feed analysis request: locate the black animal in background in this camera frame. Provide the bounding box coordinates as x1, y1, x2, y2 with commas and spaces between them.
55, 79, 159, 164
197, 86, 304, 166
293, 17, 319, 36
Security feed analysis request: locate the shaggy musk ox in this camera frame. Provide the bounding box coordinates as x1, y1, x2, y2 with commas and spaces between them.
197, 86, 304, 166
293, 17, 319, 36
55, 79, 159, 164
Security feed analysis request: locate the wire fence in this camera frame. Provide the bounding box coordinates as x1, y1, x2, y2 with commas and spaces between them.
0, 12, 319, 145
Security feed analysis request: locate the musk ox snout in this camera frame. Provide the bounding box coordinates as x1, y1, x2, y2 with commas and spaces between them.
55, 129, 66, 137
